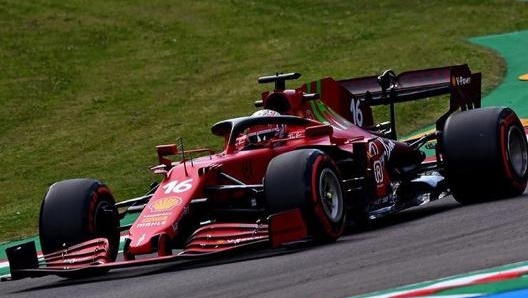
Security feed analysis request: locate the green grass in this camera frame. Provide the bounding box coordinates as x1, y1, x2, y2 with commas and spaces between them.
1, 0, 528, 242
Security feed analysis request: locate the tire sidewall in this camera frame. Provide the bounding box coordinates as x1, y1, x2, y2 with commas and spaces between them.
306, 153, 345, 241
498, 111, 528, 194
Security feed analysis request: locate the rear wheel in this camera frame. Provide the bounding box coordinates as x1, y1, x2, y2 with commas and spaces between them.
39, 179, 120, 261
264, 149, 345, 243
442, 107, 528, 204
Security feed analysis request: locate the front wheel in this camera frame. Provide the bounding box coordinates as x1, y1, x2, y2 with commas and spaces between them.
442, 107, 528, 204
264, 149, 345, 243
39, 179, 120, 262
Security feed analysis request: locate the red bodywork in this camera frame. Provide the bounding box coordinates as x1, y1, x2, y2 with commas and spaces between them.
125, 65, 481, 257
126, 106, 377, 257
6, 64, 482, 279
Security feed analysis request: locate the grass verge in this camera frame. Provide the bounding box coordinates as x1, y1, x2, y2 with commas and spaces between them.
1, 0, 528, 241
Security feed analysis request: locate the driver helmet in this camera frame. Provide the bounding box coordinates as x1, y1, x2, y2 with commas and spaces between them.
245, 109, 286, 145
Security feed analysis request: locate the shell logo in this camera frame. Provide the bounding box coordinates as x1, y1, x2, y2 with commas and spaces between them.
150, 197, 182, 212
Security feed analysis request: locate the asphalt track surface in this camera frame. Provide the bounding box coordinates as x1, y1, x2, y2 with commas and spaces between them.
2, 190, 528, 298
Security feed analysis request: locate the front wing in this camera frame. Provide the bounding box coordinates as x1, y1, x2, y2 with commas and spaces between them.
4, 209, 308, 280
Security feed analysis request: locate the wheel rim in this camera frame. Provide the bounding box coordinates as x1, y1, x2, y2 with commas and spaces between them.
94, 200, 117, 238
507, 126, 528, 178
318, 168, 343, 223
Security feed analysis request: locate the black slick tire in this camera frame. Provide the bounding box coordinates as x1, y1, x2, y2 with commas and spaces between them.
264, 149, 345, 243
442, 107, 528, 204
39, 178, 120, 262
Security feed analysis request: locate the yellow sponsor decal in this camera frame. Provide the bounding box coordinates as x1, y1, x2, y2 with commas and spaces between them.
150, 197, 182, 212
518, 73, 528, 81
142, 215, 169, 223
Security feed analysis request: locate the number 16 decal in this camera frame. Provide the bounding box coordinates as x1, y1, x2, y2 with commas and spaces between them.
349, 98, 364, 126
163, 179, 193, 194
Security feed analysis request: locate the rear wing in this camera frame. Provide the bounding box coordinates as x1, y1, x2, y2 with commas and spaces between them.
336, 64, 481, 135
338, 64, 480, 108
257, 65, 481, 139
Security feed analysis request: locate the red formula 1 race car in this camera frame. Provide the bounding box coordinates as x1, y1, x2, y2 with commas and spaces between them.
5, 64, 528, 280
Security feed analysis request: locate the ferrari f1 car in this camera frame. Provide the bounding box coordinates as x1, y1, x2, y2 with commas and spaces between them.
5, 64, 528, 280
